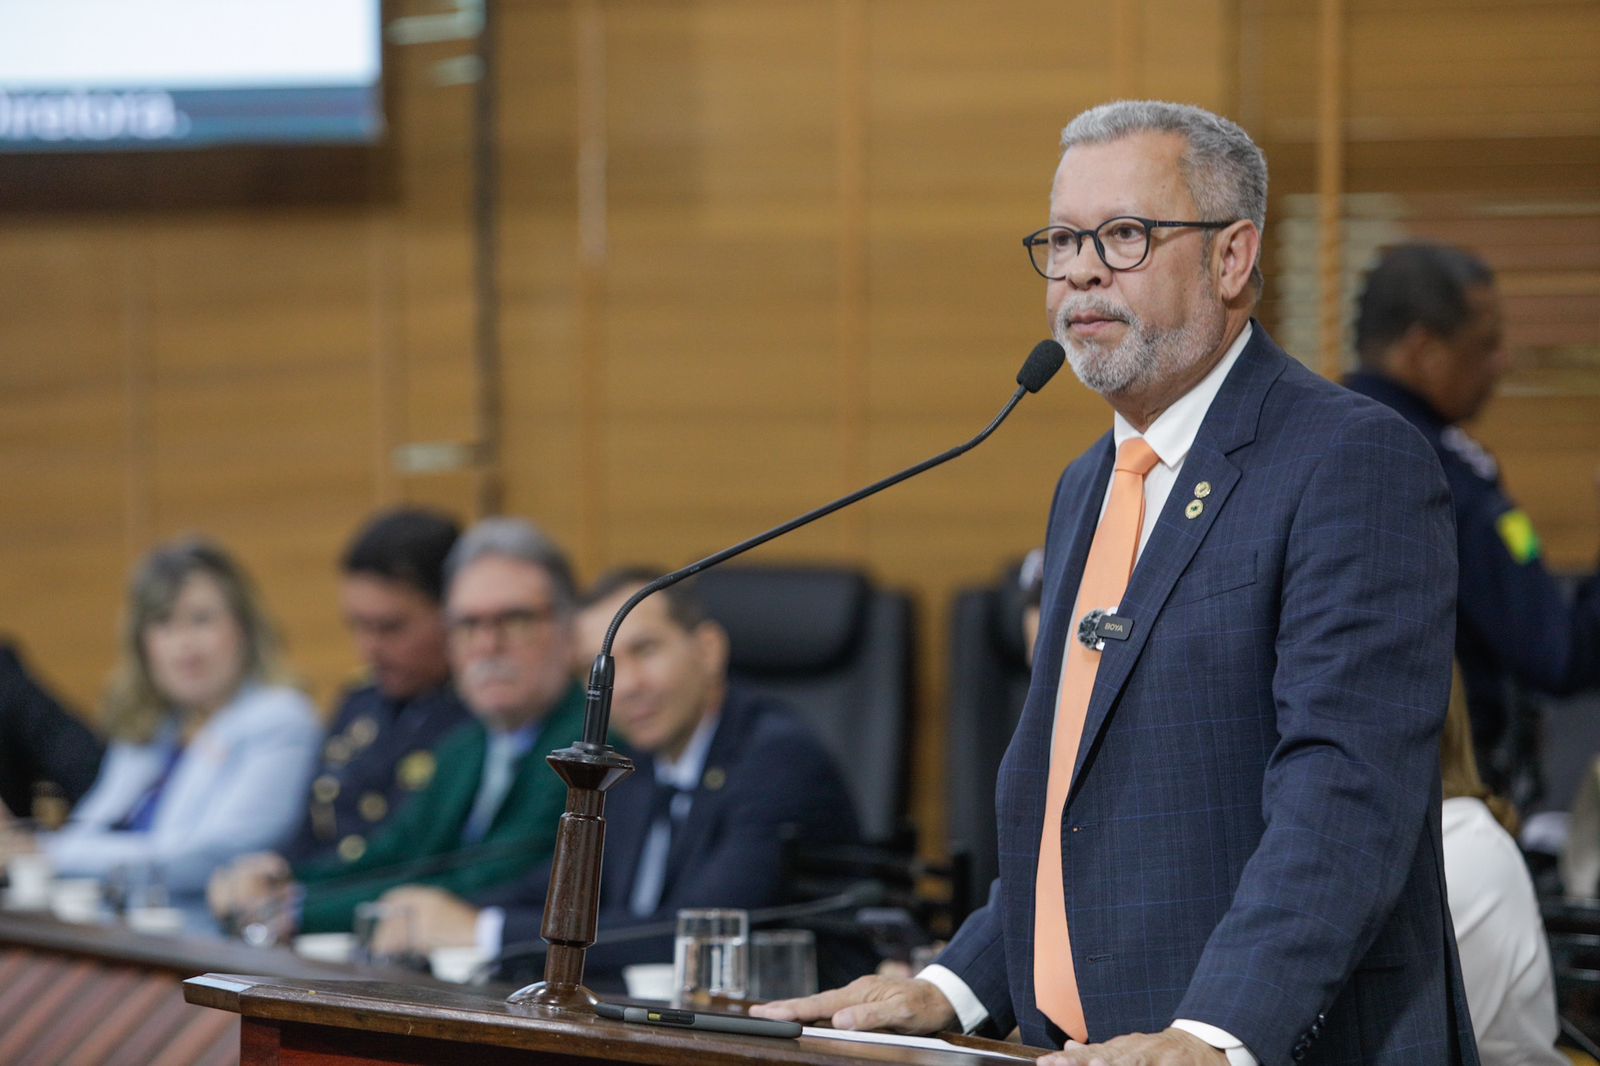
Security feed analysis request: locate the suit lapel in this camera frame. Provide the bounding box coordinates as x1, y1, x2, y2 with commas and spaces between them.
1068, 327, 1287, 792
605, 752, 657, 905
659, 702, 741, 900
1017, 440, 1116, 781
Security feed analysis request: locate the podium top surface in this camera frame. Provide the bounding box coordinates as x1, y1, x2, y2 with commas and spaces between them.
184, 973, 1044, 1065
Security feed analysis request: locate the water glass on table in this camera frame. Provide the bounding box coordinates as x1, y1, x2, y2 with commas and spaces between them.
673, 908, 748, 1007
748, 929, 817, 1002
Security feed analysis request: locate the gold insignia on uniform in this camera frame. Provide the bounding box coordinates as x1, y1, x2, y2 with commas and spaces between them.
1185, 499, 1204, 520
337, 834, 367, 862
312, 774, 341, 803
348, 717, 379, 748
324, 737, 353, 767
398, 750, 437, 791
703, 767, 726, 791
358, 792, 388, 823
1193, 481, 1212, 499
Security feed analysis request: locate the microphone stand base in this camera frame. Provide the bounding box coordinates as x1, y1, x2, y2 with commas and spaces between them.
505, 980, 599, 1012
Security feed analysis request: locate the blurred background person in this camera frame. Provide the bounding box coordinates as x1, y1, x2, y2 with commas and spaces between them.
280, 507, 470, 864
1440, 667, 1565, 1066
208, 517, 588, 938
363, 567, 861, 987
1346, 242, 1600, 804
0, 538, 321, 899
0, 640, 103, 823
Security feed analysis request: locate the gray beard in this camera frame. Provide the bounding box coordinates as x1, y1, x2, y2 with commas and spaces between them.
1053, 294, 1225, 402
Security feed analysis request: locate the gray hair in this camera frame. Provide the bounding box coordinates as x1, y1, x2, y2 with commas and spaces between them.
444, 517, 577, 615
1061, 100, 1267, 290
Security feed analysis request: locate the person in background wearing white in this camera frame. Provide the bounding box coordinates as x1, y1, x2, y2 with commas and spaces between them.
1441, 670, 1565, 1066
0, 538, 321, 899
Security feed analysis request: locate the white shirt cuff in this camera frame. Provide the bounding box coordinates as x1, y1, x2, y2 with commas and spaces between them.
915, 963, 989, 1035
475, 906, 506, 956
1171, 1019, 1258, 1066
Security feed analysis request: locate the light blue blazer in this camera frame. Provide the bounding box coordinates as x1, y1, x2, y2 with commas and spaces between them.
41, 682, 322, 894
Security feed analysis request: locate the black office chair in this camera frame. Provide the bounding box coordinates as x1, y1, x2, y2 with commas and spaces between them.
944, 560, 1034, 915
693, 564, 916, 845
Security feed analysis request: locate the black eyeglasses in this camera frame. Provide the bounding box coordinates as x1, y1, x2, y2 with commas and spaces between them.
1022, 216, 1235, 279
447, 605, 559, 644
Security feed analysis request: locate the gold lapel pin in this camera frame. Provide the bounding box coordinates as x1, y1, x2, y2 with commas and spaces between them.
1193, 481, 1212, 499
1185, 499, 1204, 520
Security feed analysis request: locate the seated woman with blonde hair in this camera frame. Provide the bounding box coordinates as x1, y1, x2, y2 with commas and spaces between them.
1441, 669, 1566, 1065
5, 538, 321, 897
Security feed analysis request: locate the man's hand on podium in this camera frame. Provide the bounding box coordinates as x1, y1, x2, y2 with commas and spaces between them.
748, 975, 958, 1035
1038, 1028, 1228, 1065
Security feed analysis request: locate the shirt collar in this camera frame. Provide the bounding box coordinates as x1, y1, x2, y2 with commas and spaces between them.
487, 720, 542, 759
1112, 321, 1252, 468
654, 713, 721, 790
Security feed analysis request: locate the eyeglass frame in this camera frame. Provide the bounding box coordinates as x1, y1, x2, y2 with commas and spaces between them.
446, 604, 560, 644
1022, 216, 1237, 279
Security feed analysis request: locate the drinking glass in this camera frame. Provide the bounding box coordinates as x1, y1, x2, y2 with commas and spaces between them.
673, 908, 748, 1007
748, 929, 817, 1001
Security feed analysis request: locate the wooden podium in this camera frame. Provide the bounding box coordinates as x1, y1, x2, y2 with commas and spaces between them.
184, 973, 1041, 1066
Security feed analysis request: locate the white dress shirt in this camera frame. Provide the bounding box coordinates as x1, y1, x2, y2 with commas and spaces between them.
922, 324, 1257, 1064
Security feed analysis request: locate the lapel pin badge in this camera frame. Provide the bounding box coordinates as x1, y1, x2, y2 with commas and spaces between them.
1185, 499, 1204, 519
1193, 481, 1212, 499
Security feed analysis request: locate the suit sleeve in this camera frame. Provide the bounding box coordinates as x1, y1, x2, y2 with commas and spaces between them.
927, 877, 1016, 1037
0, 645, 103, 815
1173, 409, 1457, 1062
1455, 484, 1600, 695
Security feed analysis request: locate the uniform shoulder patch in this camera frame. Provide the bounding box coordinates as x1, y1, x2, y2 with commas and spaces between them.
1495, 508, 1542, 565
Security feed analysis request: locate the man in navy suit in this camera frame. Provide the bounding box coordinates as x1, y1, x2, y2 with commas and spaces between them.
367, 567, 860, 982
756, 101, 1475, 1064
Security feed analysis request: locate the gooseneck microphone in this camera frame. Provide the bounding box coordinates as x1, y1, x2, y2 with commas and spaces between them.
574, 339, 1066, 749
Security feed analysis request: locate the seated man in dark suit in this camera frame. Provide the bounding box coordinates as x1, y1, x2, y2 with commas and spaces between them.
207, 518, 590, 935
365, 567, 861, 982
0, 642, 103, 821
280, 507, 471, 863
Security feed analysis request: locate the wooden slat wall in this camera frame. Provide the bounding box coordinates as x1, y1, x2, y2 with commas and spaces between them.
1, 0, 1596, 857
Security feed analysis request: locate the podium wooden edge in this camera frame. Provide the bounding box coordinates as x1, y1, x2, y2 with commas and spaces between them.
181, 972, 1048, 1064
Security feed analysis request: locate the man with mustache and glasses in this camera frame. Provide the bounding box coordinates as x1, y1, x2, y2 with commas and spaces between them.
208, 518, 590, 938
756, 101, 1474, 1065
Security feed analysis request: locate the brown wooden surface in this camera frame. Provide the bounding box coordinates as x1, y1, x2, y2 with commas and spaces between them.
184, 972, 1042, 1066
0, 909, 469, 1066
0, 1, 1595, 866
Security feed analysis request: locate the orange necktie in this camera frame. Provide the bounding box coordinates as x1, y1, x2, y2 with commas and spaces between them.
1034, 437, 1160, 1041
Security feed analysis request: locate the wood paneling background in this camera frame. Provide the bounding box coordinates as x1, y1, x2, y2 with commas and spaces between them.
1, 0, 1596, 854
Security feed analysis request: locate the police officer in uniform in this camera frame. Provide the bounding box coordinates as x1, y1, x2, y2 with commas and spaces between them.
281, 508, 471, 863
1346, 242, 1600, 801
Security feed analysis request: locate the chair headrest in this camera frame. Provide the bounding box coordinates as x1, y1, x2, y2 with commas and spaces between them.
990, 559, 1032, 667
696, 567, 871, 674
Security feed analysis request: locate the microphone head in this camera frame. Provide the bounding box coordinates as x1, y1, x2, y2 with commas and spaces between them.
1017, 340, 1066, 393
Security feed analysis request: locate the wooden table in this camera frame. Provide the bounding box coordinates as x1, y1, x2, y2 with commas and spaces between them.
0, 909, 450, 1065
184, 973, 1044, 1066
